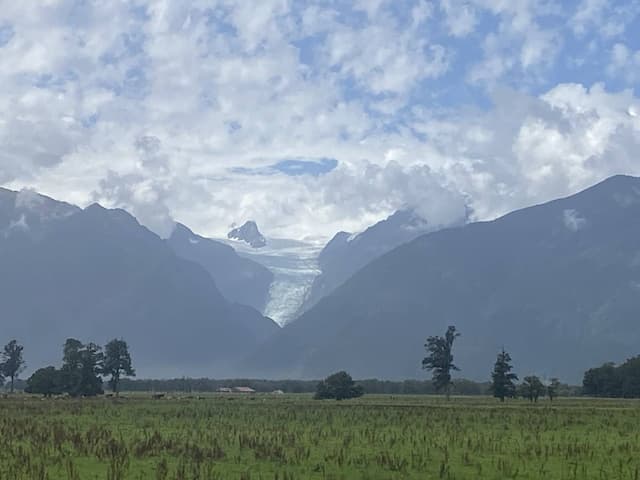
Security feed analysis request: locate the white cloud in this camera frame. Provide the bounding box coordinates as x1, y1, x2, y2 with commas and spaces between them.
563, 209, 587, 232
608, 43, 640, 84
0, 1, 639, 243
571, 0, 608, 36
468, 0, 562, 85
571, 0, 640, 38
440, 0, 477, 37
8, 214, 28, 232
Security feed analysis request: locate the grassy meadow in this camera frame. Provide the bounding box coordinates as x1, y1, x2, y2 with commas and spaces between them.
0, 394, 639, 479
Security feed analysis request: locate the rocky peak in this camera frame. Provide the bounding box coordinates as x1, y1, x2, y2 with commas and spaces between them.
228, 221, 267, 248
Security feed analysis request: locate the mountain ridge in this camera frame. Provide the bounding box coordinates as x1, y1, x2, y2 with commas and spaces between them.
0, 191, 278, 377
243, 175, 640, 382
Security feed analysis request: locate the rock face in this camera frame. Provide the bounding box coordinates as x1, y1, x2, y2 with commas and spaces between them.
228, 221, 267, 248
243, 176, 640, 383
0, 189, 278, 377
299, 209, 442, 313
167, 223, 274, 312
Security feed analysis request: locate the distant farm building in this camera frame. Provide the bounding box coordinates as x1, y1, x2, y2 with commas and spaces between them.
232, 386, 256, 394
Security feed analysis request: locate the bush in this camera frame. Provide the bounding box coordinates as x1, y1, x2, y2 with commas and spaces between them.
25, 367, 64, 397
314, 371, 364, 400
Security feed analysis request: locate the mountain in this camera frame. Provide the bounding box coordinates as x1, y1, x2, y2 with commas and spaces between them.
299, 209, 443, 312
0, 188, 79, 239
0, 190, 278, 377
228, 221, 266, 248
167, 223, 273, 312
244, 176, 640, 382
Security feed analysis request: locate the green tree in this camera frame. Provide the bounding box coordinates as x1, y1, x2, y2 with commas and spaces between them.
490, 348, 518, 402
583, 362, 621, 397
102, 339, 135, 395
25, 367, 64, 397
422, 326, 460, 400
314, 371, 364, 400
61, 339, 104, 397
1, 340, 26, 393
618, 356, 640, 398
547, 378, 561, 401
520, 375, 545, 402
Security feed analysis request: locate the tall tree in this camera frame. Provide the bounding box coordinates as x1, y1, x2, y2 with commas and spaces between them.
490, 348, 518, 402
422, 326, 460, 400
547, 378, 561, 402
61, 339, 104, 397
1, 340, 26, 393
520, 375, 545, 402
102, 339, 135, 395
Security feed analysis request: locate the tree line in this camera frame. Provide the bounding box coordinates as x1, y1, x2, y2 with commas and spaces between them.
119, 377, 503, 395
0, 338, 135, 397
583, 356, 640, 397
3, 327, 637, 399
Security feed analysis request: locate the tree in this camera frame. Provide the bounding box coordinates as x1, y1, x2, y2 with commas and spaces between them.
520, 375, 545, 402
314, 371, 364, 400
618, 357, 640, 398
102, 339, 135, 395
547, 378, 561, 402
490, 348, 518, 402
583, 362, 621, 397
61, 339, 104, 397
1, 340, 26, 393
422, 326, 460, 400
25, 367, 64, 397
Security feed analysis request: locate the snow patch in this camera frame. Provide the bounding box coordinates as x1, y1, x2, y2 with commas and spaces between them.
563, 209, 586, 232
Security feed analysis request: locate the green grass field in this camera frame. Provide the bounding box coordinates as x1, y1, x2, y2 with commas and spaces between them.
1, 394, 639, 479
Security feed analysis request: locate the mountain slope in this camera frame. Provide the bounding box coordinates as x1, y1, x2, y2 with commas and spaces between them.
167, 224, 273, 312
245, 175, 640, 382
299, 209, 447, 313
0, 192, 278, 376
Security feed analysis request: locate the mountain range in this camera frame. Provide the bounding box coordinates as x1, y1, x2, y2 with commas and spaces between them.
0, 188, 278, 377
2, 176, 640, 383
245, 175, 640, 382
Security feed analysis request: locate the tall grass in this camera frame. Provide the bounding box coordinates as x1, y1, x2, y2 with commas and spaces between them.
0, 395, 639, 479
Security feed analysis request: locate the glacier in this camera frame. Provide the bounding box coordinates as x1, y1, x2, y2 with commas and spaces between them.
220, 237, 322, 326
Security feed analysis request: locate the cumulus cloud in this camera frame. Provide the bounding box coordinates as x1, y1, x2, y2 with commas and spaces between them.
92, 136, 176, 238
608, 43, 640, 84
1, 1, 639, 241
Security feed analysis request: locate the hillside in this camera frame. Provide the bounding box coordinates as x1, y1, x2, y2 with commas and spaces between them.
0, 190, 278, 377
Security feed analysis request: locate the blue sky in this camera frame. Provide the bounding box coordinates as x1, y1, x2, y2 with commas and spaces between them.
0, 1, 639, 239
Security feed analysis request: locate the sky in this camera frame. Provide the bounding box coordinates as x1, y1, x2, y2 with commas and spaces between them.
0, 0, 639, 241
